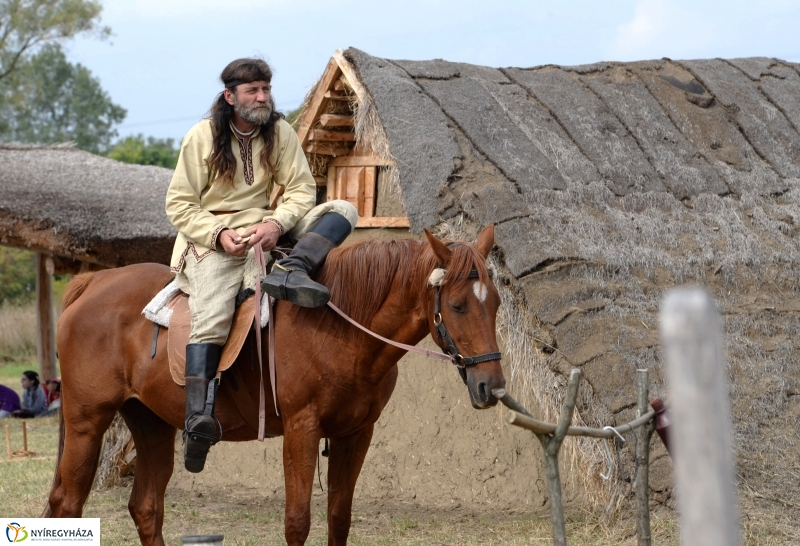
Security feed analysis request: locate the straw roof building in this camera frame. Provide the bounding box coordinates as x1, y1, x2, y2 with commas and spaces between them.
0, 143, 175, 271
291, 50, 800, 532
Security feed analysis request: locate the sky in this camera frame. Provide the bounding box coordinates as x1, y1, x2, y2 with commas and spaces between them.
65, 0, 800, 143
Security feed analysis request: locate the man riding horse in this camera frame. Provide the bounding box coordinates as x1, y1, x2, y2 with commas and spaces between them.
166, 58, 357, 473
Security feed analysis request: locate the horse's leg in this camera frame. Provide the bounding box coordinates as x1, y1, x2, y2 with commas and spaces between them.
283, 426, 322, 546
325, 425, 374, 546
119, 399, 176, 546
48, 406, 116, 517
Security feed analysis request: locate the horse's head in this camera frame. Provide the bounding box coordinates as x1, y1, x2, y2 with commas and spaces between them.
423, 226, 506, 409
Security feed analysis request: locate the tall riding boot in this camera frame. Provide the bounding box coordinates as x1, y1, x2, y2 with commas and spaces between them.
261, 212, 352, 308
184, 343, 223, 473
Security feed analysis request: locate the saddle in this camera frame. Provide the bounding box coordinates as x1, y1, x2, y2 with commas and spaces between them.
164, 291, 255, 386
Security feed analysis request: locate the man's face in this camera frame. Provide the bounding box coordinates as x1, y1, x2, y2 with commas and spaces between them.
227, 80, 273, 125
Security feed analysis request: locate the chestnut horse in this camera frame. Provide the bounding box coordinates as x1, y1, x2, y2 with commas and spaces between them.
45, 226, 505, 545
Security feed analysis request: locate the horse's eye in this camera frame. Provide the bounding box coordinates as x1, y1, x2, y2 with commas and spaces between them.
450, 302, 466, 314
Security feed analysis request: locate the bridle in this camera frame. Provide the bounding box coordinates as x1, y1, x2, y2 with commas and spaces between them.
430, 267, 503, 384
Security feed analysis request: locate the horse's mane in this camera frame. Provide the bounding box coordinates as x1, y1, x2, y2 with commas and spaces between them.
314, 236, 491, 328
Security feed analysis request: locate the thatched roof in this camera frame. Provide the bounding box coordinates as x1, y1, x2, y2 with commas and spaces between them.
0, 143, 175, 268
339, 49, 800, 531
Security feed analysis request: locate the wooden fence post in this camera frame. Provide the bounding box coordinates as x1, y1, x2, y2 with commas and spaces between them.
36, 253, 57, 382
661, 288, 740, 546
635, 369, 655, 546
538, 368, 581, 546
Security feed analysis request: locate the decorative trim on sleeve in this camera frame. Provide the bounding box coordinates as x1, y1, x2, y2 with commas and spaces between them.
263, 217, 285, 236
210, 224, 227, 250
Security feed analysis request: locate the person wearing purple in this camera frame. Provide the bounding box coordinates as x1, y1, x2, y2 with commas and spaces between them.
0, 382, 21, 418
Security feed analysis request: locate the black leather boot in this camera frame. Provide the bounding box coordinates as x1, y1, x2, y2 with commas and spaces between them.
183, 343, 222, 473
261, 212, 352, 308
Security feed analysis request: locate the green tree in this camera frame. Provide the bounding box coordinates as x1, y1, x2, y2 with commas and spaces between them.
0, 0, 108, 82
0, 43, 126, 153
107, 134, 180, 169
0, 247, 35, 304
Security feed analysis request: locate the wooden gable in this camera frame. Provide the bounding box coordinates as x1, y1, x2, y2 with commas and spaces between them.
296, 51, 409, 228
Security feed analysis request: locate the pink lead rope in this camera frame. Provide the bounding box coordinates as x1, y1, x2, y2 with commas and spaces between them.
325, 301, 454, 363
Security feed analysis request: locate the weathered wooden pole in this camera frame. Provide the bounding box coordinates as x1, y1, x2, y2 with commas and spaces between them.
538, 368, 581, 546
661, 288, 740, 546
36, 253, 57, 381
634, 369, 655, 546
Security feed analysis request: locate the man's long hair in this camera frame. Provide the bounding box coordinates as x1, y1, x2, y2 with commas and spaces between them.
206, 58, 284, 187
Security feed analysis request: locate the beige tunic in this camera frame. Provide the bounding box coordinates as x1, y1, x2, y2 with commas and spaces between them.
165, 118, 316, 272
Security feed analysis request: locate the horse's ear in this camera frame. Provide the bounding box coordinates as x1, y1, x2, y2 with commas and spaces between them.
424, 228, 453, 265
476, 225, 495, 260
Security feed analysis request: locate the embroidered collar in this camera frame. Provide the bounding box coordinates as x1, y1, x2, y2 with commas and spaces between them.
229, 121, 256, 138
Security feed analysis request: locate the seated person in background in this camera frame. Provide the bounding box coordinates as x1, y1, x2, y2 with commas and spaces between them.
12, 371, 47, 418
44, 378, 61, 407
42, 378, 62, 416
0, 383, 21, 418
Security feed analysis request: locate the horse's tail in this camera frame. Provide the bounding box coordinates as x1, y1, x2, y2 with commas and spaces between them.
62, 273, 94, 309
40, 407, 66, 517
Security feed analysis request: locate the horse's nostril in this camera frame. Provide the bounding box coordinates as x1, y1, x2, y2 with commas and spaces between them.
478, 382, 489, 403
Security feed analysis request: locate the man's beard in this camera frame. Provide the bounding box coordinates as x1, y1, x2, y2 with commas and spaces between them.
234, 96, 273, 125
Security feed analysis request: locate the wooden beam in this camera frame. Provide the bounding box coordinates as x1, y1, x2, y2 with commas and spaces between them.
329, 155, 395, 167
319, 114, 353, 128
355, 217, 410, 228
296, 58, 342, 147
310, 129, 356, 142
305, 143, 351, 156
333, 49, 368, 104
313, 175, 327, 186
327, 164, 337, 190
36, 254, 57, 382
323, 90, 351, 101
333, 78, 349, 91
363, 166, 376, 218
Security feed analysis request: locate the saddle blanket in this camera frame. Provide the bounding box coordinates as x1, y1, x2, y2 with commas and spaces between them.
142, 280, 271, 328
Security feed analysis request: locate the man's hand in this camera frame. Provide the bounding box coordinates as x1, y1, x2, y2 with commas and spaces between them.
242, 221, 281, 251
218, 229, 249, 257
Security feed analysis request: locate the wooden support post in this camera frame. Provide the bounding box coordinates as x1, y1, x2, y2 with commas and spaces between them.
661, 288, 740, 546
635, 369, 655, 546
538, 369, 581, 546
5, 424, 10, 459
22, 421, 28, 452
36, 253, 57, 382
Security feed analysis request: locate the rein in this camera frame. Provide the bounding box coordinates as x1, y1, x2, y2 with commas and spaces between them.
326, 268, 502, 380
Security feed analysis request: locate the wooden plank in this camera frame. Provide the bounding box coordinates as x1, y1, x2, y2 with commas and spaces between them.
355, 217, 410, 228
363, 166, 376, 218
327, 165, 336, 192
36, 254, 57, 382
296, 58, 342, 147
304, 143, 351, 156
356, 167, 366, 214
329, 155, 395, 167
319, 114, 353, 128
333, 49, 368, 104
310, 129, 356, 142
345, 167, 363, 207
313, 175, 327, 186
333, 78, 348, 91
323, 90, 351, 101
661, 288, 740, 546
336, 168, 347, 201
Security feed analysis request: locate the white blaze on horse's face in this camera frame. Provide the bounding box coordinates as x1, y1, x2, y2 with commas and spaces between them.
472, 281, 488, 304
